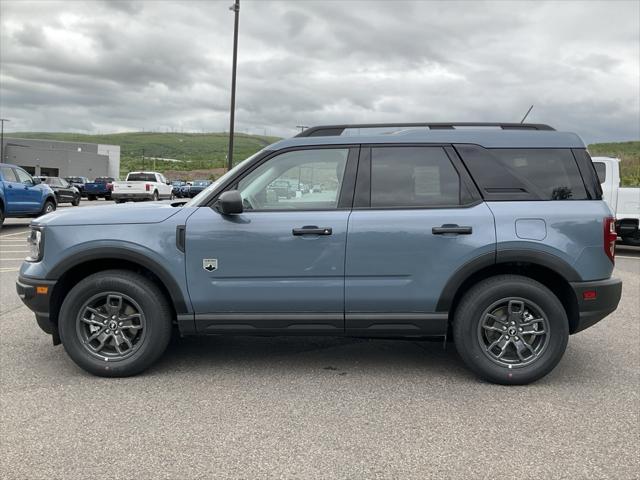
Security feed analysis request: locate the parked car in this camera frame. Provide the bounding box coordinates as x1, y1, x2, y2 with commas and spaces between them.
0, 163, 56, 228
171, 180, 187, 197
64, 176, 89, 197
592, 156, 640, 246
85, 177, 115, 200
188, 180, 212, 198
17, 122, 621, 384
268, 179, 295, 199
111, 171, 173, 203
179, 182, 192, 198
39, 177, 81, 206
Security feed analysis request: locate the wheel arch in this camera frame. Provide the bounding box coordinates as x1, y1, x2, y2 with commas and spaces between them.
47, 248, 189, 327
438, 251, 581, 334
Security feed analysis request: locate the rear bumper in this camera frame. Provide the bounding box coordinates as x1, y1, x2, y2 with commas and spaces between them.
16, 275, 59, 340
570, 277, 622, 333
111, 192, 153, 200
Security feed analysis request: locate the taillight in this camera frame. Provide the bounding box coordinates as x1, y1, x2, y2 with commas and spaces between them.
604, 217, 617, 263
107, 183, 113, 191
145, 183, 151, 191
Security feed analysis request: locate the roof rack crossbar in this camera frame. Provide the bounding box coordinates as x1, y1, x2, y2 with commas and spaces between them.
296, 122, 555, 137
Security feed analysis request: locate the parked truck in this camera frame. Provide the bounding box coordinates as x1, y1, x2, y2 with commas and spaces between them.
0, 163, 57, 228
592, 156, 640, 246
111, 171, 173, 203
84, 176, 116, 201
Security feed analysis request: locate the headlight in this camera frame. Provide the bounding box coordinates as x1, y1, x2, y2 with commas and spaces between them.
26, 228, 43, 262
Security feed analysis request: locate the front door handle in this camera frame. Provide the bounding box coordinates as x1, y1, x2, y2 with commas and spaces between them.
292, 226, 332, 236
432, 224, 473, 235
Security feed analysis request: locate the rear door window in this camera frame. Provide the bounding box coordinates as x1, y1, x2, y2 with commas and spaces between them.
456, 146, 588, 200
370, 146, 462, 207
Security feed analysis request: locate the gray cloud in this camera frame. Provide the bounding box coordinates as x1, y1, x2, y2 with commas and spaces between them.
0, 0, 638, 143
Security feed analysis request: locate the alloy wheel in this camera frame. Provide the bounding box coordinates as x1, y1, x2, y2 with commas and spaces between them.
76, 292, 146, 360
477, 298, 550, 368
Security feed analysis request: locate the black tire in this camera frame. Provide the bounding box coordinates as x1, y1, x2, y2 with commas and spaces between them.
88, 195, 97, 201
0, 207, 4, 229
41, 199, 56, 215
71, 194, 81, 206
621, 232, 640, 247
453, 275, 569, 385
152, 190, 159, 201
58, 270, 172, 377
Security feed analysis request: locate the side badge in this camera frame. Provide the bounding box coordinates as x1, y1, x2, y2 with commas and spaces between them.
203, 258, 218, 272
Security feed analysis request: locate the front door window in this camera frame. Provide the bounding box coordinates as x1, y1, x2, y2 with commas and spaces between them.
236, 148, 349, 211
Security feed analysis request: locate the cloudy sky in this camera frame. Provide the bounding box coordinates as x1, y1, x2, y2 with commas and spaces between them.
1, 0, 638, 142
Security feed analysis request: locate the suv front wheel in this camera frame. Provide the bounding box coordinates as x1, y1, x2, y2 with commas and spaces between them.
454, 275, 569, 385
58, 270, 172, 377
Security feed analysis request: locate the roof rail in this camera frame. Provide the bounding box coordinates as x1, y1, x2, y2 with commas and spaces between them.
295, 122, 555, 137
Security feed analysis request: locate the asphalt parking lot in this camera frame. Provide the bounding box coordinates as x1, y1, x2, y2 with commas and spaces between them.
1, 200, 638, 479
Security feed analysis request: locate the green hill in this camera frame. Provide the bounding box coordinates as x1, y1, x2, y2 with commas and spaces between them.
588, 141, 640, 186
6, 132, 640, 186
8, 131, 281, 178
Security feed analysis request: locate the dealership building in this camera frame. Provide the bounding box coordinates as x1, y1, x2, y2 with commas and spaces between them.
1, 137, 120, 179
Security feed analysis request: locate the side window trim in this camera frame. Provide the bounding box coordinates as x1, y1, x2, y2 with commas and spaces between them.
211, 145, 360, 212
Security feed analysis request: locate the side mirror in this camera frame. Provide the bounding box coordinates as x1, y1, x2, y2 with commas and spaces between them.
216, 190, 243, 215
31, 177, 41, 185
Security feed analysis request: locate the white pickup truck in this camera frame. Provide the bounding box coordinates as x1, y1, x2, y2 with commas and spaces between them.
593, 156, 640, 246
111, 171, 173, 203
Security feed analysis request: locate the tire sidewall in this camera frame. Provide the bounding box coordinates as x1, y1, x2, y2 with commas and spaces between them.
454, 277, 569, 385
58, 272, 171, 376
42, 200, 56, 215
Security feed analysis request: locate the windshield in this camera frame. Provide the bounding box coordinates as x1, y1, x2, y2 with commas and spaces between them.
193, 180, 210, 186
185, 150, 265, 207
94, 177, 114, 183
66, 177, 84, 183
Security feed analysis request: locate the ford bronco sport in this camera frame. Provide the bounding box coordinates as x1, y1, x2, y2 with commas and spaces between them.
16, 123, 622, 384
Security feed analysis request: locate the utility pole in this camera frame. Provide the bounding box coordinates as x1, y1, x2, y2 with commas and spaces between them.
0, 118, 10, 162
142, 148, 145, 170
227, 0, 240, 171
296, 125, 308, 133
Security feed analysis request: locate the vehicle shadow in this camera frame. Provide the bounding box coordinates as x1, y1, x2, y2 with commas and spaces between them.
0, 223, 30, 233
153, 334, 471, 379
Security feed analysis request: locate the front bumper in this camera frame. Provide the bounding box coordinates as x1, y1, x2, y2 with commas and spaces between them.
16, 275, 59, 342
570, 277, 622, 333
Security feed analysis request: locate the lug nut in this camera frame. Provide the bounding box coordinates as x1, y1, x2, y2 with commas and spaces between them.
519, 327, 523, 332
119, 322, 123, 326
515, 336, 519, 341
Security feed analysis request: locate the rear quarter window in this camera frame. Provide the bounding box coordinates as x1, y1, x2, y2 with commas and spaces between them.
456, 146, 589, 200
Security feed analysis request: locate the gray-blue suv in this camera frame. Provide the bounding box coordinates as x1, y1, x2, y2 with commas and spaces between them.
16, 123, 622, 384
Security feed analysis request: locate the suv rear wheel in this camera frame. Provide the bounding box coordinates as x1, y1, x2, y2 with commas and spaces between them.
453, 275, 569, 385
41, 199, 56, 215
58, 270, 172, 377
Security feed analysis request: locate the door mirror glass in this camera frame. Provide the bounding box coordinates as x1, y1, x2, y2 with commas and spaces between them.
216, 190, 243, 215
31, 177, 41, 185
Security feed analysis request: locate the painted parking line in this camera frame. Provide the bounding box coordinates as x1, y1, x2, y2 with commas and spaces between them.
617, 255, 640, 260
0, 258, 25, 261
0, 231, 30, 238
0, 267, 20, 272
0, 250, 29, 253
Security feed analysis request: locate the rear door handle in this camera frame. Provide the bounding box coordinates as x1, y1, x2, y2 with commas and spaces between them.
432, 224, 473, 235
292, 226, 332, 236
